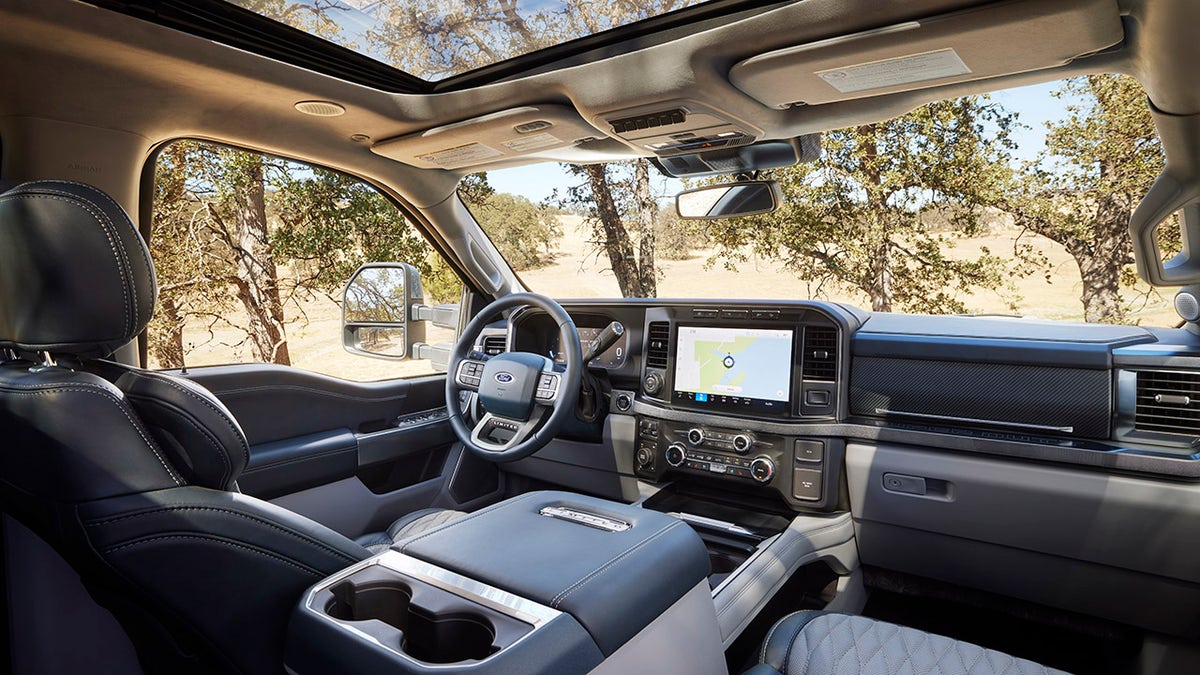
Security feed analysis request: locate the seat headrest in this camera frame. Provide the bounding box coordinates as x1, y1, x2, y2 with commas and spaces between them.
0, 180, 157, 358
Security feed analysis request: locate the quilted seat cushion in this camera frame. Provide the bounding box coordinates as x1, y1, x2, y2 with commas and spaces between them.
754, 611, 1070, 675
355, 508, 468, 554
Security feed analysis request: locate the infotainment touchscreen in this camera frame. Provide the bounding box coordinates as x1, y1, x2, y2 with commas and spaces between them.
673, 326, 794, 413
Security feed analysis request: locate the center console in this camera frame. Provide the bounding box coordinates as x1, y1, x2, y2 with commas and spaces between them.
630, 304, 849, 512
286, 491, 725, 675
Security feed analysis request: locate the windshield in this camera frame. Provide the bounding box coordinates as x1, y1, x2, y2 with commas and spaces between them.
224, 0, 712, 82
468, 76, 1178, 326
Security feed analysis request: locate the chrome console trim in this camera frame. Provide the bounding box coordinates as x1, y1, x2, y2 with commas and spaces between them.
301, 551, 560, 667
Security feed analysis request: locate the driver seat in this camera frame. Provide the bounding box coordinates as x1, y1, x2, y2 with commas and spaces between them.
0, 180, 463, 673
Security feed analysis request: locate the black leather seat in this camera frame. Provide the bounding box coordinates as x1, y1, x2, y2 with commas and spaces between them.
0, 180, 461, 673
746, 610, 1068, 675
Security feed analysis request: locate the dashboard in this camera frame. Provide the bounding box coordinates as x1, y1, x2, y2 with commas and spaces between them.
508, 300, 852, 512
499, 298, 1200, 515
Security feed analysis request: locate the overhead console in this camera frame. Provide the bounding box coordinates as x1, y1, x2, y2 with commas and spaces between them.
371, 105, 604, 170
597, 100, 762, 156
729, 0, 1123, 109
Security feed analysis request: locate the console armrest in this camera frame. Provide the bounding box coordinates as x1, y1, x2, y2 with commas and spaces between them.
398, 490, 710, 655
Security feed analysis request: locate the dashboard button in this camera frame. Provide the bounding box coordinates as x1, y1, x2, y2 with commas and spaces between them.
795, 440, 825, 463
805, 390, 830, 406
793, 468, 823, 501
643, 372, 663, 395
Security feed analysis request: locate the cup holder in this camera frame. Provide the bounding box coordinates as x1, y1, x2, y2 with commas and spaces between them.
403, 612, 497, 663
326, 581, 412, 629
323, 578, 499, 664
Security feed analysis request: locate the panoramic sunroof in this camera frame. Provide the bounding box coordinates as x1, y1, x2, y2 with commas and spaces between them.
225, 0, 713, 82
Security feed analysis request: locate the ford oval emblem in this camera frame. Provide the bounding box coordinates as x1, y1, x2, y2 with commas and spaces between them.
495, 372, 515, 383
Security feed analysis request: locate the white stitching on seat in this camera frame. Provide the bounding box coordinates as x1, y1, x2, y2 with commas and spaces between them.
84, 505, 362, 564
761, 610, 806, 664
126, 394, 232, 487
104, 534, 325, 577
0, 382, 183, 484
134, 370, 250, 464
0, 194, 132, 337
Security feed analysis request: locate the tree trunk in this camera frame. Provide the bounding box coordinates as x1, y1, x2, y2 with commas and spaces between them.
869, 238, 893, 312
152, 294, 186, 369
632, 159, 658, 298
858, 125, 894, 312
229, 156, 292, 365
1076, 251, 1126, 323
585, 164, 650, 297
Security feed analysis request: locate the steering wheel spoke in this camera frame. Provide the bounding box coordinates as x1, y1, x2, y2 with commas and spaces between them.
454, 358, 488, 391
446, 293, 582, 462
533, 370, 562, 405
469, 410, 546, 453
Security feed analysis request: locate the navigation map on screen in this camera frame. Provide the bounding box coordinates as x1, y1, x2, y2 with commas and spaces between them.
673, 326, 793, 403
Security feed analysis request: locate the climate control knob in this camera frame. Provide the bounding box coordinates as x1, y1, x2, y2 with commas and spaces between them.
750, 457, 775, 483
686, 428, 705, 445
665, 443, 686, 467
732, 433, 755, 454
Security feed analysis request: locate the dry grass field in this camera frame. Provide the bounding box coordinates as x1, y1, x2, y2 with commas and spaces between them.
164, 214, 1176, 381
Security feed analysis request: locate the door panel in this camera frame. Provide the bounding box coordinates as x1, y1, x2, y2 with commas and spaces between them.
176, 364, 487, 536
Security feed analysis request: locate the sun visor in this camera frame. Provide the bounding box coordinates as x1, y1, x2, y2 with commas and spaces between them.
372, 105, 603, 170
729, 0, 1123, 109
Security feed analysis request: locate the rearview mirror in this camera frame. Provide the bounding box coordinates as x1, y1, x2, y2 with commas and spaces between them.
676, 180, 782, 220
342, 263, 426, 360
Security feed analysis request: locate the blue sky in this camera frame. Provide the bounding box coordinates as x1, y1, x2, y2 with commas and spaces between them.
487, 80, 1075, 204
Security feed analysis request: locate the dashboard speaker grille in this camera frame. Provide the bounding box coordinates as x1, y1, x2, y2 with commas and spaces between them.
646, 322, 670, 369
1135, 370, 1200, 436
482, 335, 507, 356
802, 326, 838, 381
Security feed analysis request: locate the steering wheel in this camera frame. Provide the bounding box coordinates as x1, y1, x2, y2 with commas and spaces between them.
446, 293, 582, 462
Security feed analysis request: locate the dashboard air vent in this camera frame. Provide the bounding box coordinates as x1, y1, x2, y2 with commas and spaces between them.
1135, 370, 1200, 436
646, 322, 670, 370
802, 326, 838, 381
609, 109, 686, 134
482, 335, 507, 356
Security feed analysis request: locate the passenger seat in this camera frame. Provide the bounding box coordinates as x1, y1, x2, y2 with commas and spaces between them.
747, 611, 1067, 675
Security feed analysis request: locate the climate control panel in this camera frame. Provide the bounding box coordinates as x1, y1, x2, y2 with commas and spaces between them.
634, 416, 838, 509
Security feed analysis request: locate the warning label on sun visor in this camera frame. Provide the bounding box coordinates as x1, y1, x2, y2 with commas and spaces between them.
815, 48, 971, 94
417, 143, 504, 167
502, 133, 562, 153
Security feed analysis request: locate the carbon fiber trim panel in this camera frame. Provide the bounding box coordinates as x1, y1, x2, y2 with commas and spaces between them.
850, 357, 1112, 438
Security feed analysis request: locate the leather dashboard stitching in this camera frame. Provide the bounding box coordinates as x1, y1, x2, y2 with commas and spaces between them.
85, 505, 362, 564
551, 520, 681, 607
0, 382, 183, 484
104, 533, 325, 577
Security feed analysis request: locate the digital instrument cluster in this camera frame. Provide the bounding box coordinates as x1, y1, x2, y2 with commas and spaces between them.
551, 326, 628, 368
